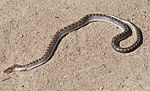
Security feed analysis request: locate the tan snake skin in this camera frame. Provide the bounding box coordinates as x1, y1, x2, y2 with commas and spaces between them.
4, 14, 143, 74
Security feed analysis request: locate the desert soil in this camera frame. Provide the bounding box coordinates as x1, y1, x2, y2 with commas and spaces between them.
0, 0, 150, 91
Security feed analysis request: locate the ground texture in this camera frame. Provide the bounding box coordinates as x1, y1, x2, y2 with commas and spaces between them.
0, 0, 150, 91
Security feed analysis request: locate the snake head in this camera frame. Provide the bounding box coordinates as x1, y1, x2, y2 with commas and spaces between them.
4, 64, 19, 74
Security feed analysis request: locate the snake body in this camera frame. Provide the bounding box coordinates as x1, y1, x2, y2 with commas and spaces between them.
4, 14, 143, 74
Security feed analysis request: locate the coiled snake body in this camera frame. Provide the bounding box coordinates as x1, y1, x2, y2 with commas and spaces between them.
4, 14, 143, 74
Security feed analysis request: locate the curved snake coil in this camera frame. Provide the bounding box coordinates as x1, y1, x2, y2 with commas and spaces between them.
4, 14, 143, 74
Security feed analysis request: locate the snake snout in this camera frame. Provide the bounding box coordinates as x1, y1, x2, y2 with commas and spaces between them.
4, 64, 19, 74
4, 67, 13, 74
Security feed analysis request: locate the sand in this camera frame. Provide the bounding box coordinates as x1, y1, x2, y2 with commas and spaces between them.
0, 0, 150, 91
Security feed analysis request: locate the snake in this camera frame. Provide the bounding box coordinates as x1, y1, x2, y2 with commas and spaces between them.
4, 14, 143, 74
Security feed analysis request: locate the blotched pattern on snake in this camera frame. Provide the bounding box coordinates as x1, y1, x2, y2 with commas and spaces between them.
4, 14, 143, 74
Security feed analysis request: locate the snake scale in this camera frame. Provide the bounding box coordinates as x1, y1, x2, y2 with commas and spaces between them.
4, 14, 143, 74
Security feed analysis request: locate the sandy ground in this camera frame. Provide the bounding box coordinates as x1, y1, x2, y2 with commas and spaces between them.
0, 0, 150, 91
